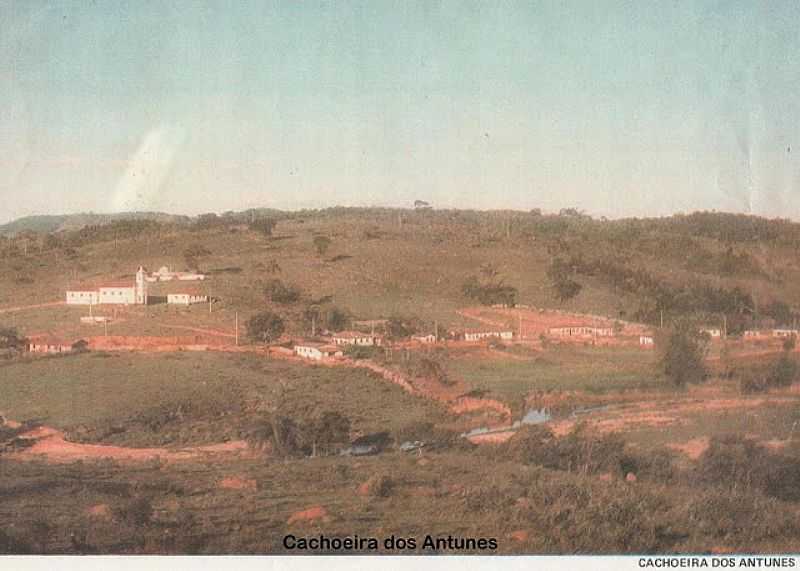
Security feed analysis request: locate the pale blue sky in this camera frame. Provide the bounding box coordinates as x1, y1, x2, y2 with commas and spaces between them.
1, 1, 799, 223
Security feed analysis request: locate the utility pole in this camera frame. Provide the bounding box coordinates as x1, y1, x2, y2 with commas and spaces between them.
660, 310, 664, 329
235, 312, 239, 346
311, 315, 316, 337
518, 314, 523, 339
434, 320, 439, 340
723, 314, 728, 339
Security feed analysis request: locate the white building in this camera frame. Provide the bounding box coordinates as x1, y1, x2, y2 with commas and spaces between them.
639, 335, 655, 346
66, 290, 100, 305
294, 343, 344, 361
331, 331, 382, 347
27, 335, 81, 354
411, 333, 437, 344
700, 328, 722, 338
147, 266, 206, 282
66, 267, 148, 306
773, 329, 799, 338
167, 291, 209, 305
548, 326, 613, 338
464, 330, 514, 342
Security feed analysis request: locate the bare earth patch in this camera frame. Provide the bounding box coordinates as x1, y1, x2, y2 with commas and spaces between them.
7, 424, 254, 464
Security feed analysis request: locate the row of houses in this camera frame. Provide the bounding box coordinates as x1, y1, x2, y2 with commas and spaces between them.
293, 328, 516, 361
27, 335, 86, 354
548, 326, 614, 338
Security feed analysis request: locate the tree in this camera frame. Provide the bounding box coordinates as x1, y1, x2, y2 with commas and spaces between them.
313, 235, 332, 256
249, 218, 276, 237
767, 355, 798, 388
386, 315, 417, 340
307, 411, 351, 456
657, 321, 709, 387
327, 307, 348, 332
547, 258, 583, 303
246, 312, 285, 344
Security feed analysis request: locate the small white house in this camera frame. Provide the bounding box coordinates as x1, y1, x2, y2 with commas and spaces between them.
464, 330, 514, 342
639, 335, 655, 346
331, 331, 382, 347
773, 329, 799, 338
148, 266, 206, 282
744, 330, 767, 339
549, 326, 614, 338
411, 333, 437, 344
700, 328, 722, 338
27, 336, 80, 354
294, 343, 344, 361
167, 292, 209, 305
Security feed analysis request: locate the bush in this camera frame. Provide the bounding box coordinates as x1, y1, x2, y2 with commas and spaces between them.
767, 355, 798, 388
263, 279, 301, 304
504, 424, 626, 475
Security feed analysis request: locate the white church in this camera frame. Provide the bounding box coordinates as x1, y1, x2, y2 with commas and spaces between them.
66, 267, 149, 306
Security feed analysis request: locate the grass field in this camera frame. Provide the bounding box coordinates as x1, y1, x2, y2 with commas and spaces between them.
446, 345, 660, 400
0, 351, 447, 446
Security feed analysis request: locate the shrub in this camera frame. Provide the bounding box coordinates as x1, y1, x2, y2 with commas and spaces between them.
504, 424, 625, 475
263, 279, 301, 304
767, 355, 798, 388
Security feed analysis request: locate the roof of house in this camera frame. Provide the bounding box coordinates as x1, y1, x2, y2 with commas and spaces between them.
28, 333, 80, 346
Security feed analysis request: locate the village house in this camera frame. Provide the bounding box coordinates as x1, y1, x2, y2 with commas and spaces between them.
639, 335, 655, 346
146, 266, 206, 283
167, 291, 209, 305
463, 330, 514, 342
331, 331, 383, 347
773, 329, 799, 338
27, 335, 84, 354
743, 330, 768, 339
66, 267, 148, 306
411, 333, 437, 344
294, 342, 344, 361
700, 328, 722, 338
548, 326, 613, 338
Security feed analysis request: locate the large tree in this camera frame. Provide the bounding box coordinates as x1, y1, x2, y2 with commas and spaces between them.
657, 321, 709, 387
245, 311, 285, 344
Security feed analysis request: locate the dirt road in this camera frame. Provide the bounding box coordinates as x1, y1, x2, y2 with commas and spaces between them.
0, 301, 65, 314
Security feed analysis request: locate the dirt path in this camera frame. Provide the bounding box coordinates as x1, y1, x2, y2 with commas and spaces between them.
156, 323, 236, 339
6, 425, 255, 464
0, 301, 65, 314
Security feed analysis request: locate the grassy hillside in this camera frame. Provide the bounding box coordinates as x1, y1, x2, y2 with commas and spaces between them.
3, 208, 800, 338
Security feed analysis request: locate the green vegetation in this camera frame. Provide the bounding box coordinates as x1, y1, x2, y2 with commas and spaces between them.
658, 321, 710, 387
0, 352, 446, 447
246, 311, 285, 343
446, 346, 658, 399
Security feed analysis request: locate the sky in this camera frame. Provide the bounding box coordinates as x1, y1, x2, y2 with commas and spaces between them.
1, 1, 799, 224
